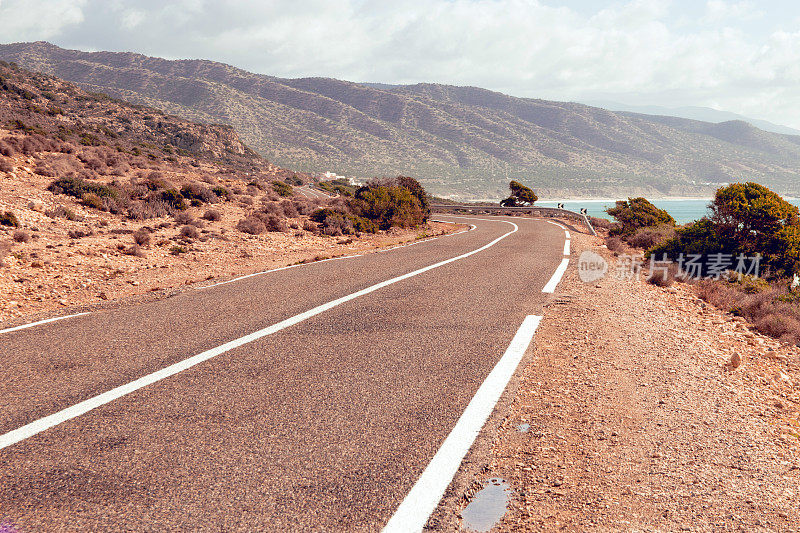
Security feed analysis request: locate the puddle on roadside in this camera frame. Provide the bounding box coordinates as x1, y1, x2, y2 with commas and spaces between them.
517, 423, 530, 433
461, 477, 513, 532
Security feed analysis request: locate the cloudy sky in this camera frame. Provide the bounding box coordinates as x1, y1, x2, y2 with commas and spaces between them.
2, 0, 800, 127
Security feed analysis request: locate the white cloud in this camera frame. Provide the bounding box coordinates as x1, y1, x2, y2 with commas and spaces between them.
0, 0, 87, 41
704, 0, 762, 22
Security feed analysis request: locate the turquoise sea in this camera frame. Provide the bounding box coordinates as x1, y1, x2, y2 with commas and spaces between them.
538, 198, 800, 225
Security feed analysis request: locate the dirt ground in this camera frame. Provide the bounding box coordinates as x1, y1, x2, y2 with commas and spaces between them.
457, 228, 800, 531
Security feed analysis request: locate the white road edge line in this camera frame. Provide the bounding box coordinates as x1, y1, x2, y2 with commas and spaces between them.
0, 221, 519, 451
542, 258, 569, 293
0, 312, 90, 335
382, 314, 543, 533
563, 239, 571, 256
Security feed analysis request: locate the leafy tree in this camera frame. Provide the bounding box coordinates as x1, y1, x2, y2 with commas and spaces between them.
501, 180, 537, 206
397, 176, 430, 217
606, 197, 675, 236
649, 218, 733, 276
651, 183, 800, 278
710, 182, 800, 256
354, 183, 425, 230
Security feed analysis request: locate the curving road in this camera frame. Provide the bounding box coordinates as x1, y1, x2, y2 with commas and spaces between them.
0, 215, 569, 531
297, 184, 333, 199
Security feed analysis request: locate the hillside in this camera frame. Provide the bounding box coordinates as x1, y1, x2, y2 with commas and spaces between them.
0, 61, 451, 324
4, 42, 800, 199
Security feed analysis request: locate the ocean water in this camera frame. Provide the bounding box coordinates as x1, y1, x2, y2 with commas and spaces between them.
538, 199, 800, 225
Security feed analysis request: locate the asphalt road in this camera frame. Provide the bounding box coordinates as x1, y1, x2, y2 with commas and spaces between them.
298, 185, 333, 199
0, 215, 566, 531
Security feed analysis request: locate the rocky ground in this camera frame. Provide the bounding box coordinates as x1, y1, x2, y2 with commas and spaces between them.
456, 227, 800, 531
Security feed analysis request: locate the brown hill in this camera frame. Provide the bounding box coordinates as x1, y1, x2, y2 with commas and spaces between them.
3, 41, 800, 199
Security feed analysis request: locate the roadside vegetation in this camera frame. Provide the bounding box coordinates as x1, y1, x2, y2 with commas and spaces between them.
604, 183, 800, 345
310, 176, 429, 236
500, 180, 537, 207
317, 178, 358, 197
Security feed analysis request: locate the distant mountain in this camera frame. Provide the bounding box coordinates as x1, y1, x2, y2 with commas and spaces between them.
4, 41, 800, 199
586, 101, 800, 137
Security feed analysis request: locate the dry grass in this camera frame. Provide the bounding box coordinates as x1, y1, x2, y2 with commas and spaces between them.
132, 227, 151, 246
12, 229, 30, 243
697, 278, 800, 345
606, 236, 625, 253
202, 208, 221, 221
628, 225, 676, 250
646, 262, 680, 287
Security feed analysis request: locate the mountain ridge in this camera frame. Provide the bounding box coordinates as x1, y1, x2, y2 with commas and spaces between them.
585, 100, 800, 137
4, 41, 800, 199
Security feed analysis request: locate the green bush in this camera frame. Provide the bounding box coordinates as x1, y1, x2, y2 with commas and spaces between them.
271, 180, 293, 197
652, 183, 800, 278
158, 189, 187, 211
352, 183, 425, 230
607, 197, 675, 236
711, 182, 800, 276
48, 176, 118, 199
0, 210, 19, 227
212, 185, 230, 199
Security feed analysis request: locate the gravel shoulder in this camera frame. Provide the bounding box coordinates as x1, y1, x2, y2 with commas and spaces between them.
452, 227, 800, 531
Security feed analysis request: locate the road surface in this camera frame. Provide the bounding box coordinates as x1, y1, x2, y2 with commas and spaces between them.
297, 184, 333, 199
0, 215, 568, 531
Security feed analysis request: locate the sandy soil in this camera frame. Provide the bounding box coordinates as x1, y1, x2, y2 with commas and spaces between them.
456, 228, 800, 531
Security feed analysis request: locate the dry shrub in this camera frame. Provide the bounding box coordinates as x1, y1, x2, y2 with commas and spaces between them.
237, 216, 266, 235
696, 279, 800, 345
264, 214, 287, 232
0, 158, 15, 173
0, 141, 13, 157
181, 182, 218, 204
292, 199, 312, 216
123, 244, 145, 257
303, 220, 317, 232
606, 236, 625, 253
33, 162, 56, 177
67, 228, 93, 239
262, 201, 282, 216
12, 229, 30, 243
589, 216, 613, 230
627, 225, 676, 250
280, 200, 299, 218
202, 208, 221, 221
128, 199, 169, 220
46, 205, 80, 221
179, 225, 199, 239
647, 262, 680, 287
133, 227, 151, 246
81, 192, 103, 210
174, 211, 195, 225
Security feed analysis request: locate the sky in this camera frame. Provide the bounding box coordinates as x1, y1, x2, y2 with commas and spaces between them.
2, 0, 800, 127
